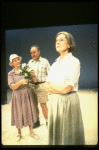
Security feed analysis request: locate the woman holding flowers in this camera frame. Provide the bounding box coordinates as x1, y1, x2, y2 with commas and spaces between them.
8, 54, 39, 141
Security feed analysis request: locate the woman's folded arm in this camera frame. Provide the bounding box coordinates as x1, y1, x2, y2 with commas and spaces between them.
44, 82, 72, 94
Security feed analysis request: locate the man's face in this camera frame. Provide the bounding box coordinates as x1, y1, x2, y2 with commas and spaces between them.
30, 47, 40, 61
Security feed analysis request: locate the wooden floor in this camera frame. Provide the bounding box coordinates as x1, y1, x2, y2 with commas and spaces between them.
1, 89, 98, 146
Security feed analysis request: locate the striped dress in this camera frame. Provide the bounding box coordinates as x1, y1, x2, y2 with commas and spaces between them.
8, 68, 37, 129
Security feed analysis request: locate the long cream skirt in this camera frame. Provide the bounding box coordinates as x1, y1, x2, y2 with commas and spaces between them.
48, 92, 85, 145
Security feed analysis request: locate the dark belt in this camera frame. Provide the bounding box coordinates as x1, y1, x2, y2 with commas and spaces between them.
34, 82, 45, 85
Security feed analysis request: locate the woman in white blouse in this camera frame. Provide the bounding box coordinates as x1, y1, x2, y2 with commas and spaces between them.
44, 31, 85, 145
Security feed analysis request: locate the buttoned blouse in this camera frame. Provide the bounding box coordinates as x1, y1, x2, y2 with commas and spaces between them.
28, 56, 50, 82
8, 68, 24, 89
46, 53, 80, 91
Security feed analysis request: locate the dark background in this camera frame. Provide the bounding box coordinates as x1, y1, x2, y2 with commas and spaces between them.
5, 24, 98, 88
1, 2, 98, 104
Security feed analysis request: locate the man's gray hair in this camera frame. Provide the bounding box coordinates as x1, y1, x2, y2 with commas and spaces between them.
30, 45, 40, 51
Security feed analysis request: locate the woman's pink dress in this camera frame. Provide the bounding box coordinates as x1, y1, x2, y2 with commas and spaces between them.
8, 68, 37, 129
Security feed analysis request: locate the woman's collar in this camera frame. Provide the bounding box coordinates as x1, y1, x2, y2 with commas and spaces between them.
56, 52, 72, 62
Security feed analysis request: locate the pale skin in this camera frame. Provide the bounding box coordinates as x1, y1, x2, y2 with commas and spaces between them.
10, 57, 37, 135
44, 34, 73, 94
30, 47, 48, 120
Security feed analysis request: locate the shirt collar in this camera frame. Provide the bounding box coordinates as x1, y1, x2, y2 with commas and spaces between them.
32, 56, 42, 62
55, 52, 72, 62
11, 68, 19, 74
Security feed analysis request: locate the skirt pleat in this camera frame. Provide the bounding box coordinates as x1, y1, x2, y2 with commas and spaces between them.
48, 92, 85, 145
11, 88, 37, 129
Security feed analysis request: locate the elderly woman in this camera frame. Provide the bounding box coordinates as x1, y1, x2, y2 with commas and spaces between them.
44, 31, 85, 145
8, 54, 39, 141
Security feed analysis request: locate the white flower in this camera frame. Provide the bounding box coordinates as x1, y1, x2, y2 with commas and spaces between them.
29, 68, 33, 72
22, 63, 26, 68
26, 68, 29, 72
26, 67, 33, 72
25, 73, 28, 76
26, 68, 30, 72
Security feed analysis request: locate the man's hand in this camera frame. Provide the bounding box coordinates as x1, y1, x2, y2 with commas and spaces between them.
30, 70, 36, 77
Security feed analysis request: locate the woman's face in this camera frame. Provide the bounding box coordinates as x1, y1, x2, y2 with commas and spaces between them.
56, 34, 70, 53
12, 57, 21, 68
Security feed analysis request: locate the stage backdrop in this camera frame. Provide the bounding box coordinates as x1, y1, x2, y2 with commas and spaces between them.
5, 24, 98, 89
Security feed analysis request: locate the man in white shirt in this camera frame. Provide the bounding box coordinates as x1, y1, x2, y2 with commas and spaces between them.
28, 45, 50, 128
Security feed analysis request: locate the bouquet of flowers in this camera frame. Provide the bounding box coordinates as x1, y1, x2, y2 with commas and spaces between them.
19, 63, 33, 80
